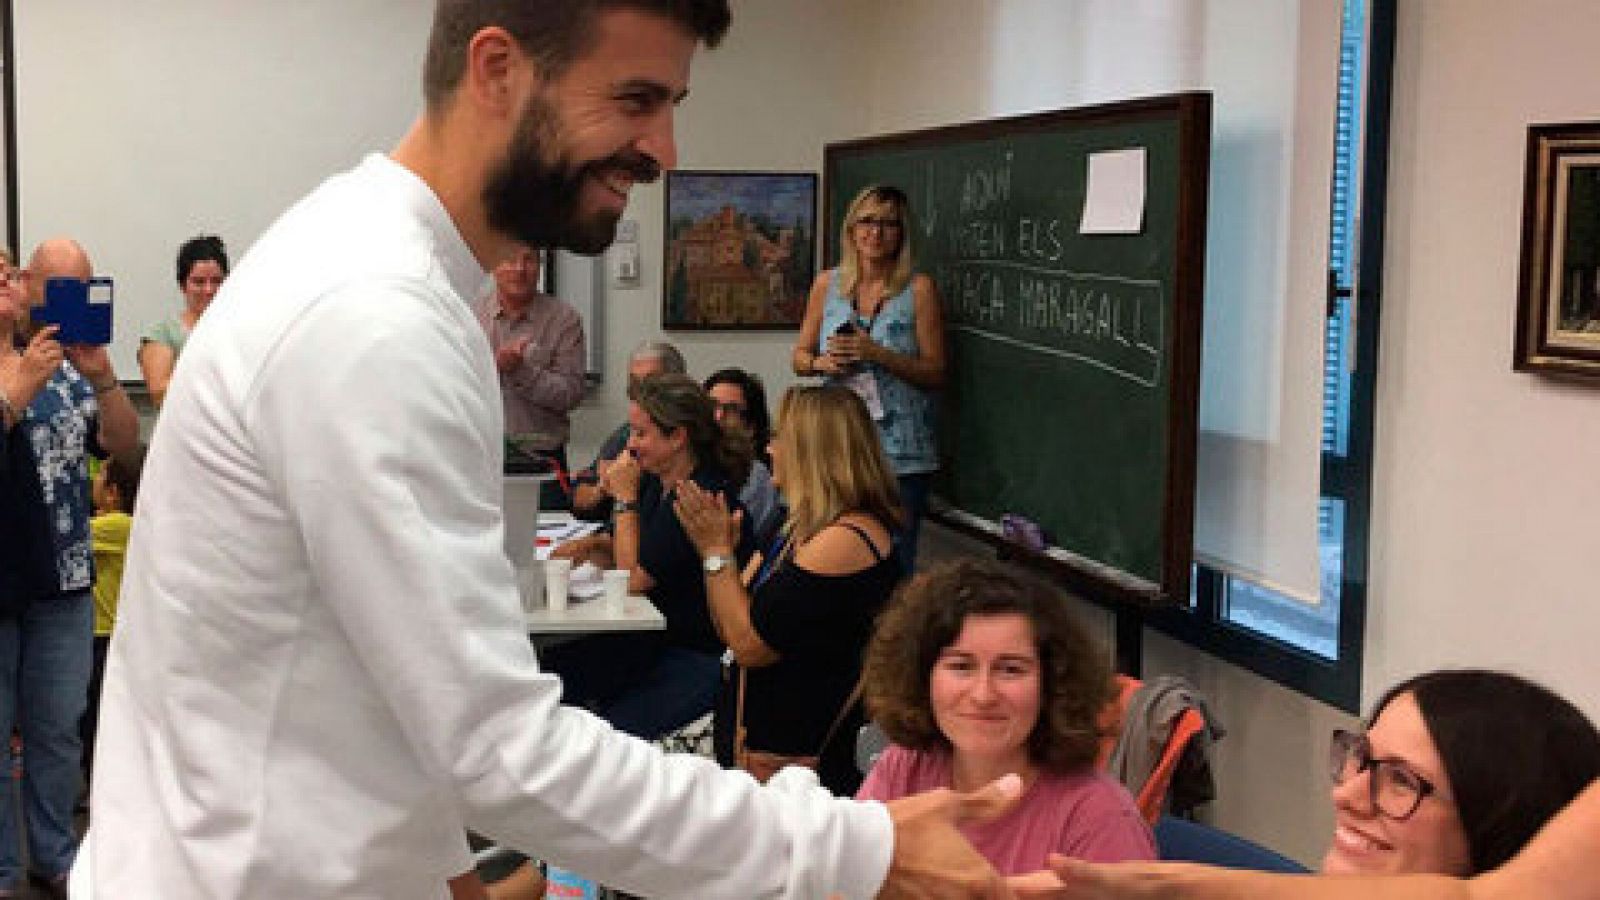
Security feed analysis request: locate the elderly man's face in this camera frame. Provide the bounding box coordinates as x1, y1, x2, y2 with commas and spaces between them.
484, 8, 695, 255
492, 247, 541, 303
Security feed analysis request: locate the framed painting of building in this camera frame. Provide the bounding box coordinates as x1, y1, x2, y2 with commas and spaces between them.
663, 171, 817, 330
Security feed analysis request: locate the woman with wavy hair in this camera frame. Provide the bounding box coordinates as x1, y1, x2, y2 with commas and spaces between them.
857, 557, 1155, 874
546, 372, 754, 740
675, 384, 902, 795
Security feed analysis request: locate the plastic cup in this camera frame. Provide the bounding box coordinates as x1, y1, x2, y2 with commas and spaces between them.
602, 569, 630, 615
519, 561, 545, 613
501, 475, 542, 570
544, 558, 572, 611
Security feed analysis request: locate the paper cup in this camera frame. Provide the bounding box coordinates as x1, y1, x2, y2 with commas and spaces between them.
544, 558, 572, 611
602, 569, 630, 614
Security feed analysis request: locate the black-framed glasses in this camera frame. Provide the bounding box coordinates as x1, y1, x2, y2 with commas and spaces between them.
853, 216, 902, 232
714, 402, 747, 419
1328, 729, 1439, 821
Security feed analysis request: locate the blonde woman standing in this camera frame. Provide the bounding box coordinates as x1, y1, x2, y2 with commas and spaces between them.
793, 184, 946, 568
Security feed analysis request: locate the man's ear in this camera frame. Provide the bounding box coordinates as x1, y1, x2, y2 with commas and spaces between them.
462, 26, 532, 119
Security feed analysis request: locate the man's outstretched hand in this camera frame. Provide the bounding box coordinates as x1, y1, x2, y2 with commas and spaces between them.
877, 773, 1024, 899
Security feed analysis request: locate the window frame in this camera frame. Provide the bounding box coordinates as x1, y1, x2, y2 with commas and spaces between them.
1139, 0, 1395, 715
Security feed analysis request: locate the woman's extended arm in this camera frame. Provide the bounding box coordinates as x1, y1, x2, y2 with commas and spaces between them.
1015, 779, 1600, 900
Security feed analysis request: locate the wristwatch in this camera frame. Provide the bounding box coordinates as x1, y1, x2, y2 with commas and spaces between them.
703, 554, 731, 575
613, 499, 638, 514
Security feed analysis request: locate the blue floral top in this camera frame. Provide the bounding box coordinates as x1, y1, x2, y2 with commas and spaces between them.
817, 269, 939, 476
4, 361, 99, 597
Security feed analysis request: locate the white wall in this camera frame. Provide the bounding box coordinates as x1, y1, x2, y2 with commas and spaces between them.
15, 0, 431, 376
1366, 0, 1600, 721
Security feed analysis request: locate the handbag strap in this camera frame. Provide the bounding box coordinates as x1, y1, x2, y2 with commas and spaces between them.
814, 679, 864, 758
737, 663, 863, 762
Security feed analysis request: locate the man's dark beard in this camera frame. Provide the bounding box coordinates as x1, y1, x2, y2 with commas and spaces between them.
484, 98, 660, 256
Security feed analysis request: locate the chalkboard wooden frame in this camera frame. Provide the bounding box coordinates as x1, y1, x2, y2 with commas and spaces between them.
824, 92, 1211, 608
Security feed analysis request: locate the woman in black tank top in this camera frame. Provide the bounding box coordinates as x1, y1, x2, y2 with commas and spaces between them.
675, 384, 905, 795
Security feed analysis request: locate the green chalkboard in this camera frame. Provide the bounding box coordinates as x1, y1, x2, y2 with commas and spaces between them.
824, 93, 1210, 606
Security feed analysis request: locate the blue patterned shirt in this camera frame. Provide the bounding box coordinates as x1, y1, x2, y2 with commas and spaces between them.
817, 269, 939, 475
13, 362, 100, 594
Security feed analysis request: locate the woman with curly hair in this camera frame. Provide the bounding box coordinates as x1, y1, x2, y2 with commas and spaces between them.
858, 558, 1154, 874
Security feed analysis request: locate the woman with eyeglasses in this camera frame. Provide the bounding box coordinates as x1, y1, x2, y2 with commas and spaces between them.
702, 367, 782, 548
792, 184, 946, 569
1005, 669, 1600, 899
1322, 669, 1599, 877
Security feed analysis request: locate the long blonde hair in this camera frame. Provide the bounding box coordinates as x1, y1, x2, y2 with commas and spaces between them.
778, 384, 903, 543
836, 184, 914, 302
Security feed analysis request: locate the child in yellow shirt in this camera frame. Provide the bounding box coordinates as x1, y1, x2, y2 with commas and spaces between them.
83, 445, 145, 781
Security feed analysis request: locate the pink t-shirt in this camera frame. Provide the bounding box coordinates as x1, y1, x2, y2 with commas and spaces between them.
857, 745, 1156, 875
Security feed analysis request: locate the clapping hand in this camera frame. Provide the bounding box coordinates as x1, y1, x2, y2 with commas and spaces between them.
672, 480, 741, 559
600, 451, 642, 504
494, 336, 532, 374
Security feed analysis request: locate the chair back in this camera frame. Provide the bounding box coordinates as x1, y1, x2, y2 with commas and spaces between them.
1154, 815, 1308, 873
1100, 674, 1210, 824
856, 722, 889, 775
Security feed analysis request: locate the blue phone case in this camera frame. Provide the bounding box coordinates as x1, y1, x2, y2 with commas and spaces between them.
37, 277, 114, 345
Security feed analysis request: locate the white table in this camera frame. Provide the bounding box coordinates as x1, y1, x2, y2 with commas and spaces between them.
524, 594, 665, 634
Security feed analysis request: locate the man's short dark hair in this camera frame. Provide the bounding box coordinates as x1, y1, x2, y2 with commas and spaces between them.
423, 0, 732, 110
105, 444, 148, 513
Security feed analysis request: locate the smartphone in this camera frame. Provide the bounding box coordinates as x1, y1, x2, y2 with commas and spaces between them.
833, 320, 859, 336
37, 277, 115, 345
